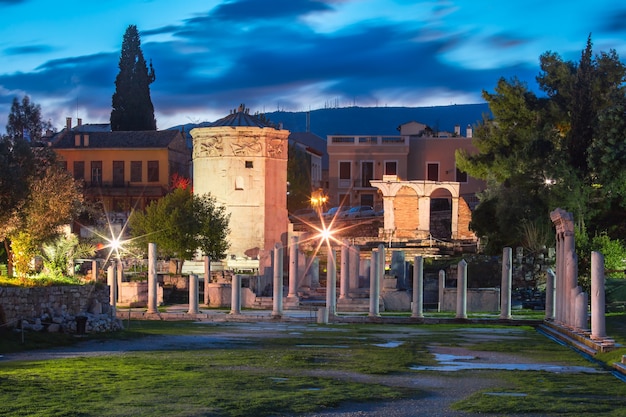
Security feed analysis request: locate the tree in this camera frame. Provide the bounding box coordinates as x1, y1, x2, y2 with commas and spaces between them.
110, 25, 156, 131
128, 187, 230, 273
6, 96, 51, 142
457, 37, 626, 253
287, 143, 312, 212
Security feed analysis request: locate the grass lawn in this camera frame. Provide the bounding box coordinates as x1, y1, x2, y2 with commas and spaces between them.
0, 316, 625, 416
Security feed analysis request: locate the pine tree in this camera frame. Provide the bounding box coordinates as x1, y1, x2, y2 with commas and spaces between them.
110, 25, 156, 131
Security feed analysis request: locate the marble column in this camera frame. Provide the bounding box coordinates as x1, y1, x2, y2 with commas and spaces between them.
456, 259, 467, 319
91, 260, 98, 282
107, 264, 117, 314
339, 241, 349, 300
188, 274, 199, 314
575, 290, 588, 330
288, 236, 299, 300
500, 247, 512, 319
309, 257, 320, 289
349, 244, 360, 292
369, 250, 380, 317
591, 251, 607, 339
326, 249, 337, 317
230, 274, 241, 315
438, 270, 445, 312
545, 269, 556, 320
147, 243, 158, 314
411, 256, 424, 318
204, 255, 211, 305
116, 259, 123, 303
272, 243, 283, 318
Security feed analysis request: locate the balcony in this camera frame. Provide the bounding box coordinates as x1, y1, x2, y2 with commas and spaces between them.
329, 135, 409, 146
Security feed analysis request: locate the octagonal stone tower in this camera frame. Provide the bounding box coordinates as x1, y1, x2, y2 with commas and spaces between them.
190, 106, 289, 266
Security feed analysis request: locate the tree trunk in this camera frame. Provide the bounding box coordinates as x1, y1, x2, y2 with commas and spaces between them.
176, 259, 184, 275
4, 240, 13, 278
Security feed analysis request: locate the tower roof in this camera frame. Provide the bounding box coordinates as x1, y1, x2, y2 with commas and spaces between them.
211, 105, 276, 128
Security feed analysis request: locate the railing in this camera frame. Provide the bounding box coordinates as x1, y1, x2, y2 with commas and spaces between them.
329, 135, 408, 145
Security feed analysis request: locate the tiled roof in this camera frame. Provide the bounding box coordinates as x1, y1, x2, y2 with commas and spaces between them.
211, 110, 275, 128
50, 130, 183, 149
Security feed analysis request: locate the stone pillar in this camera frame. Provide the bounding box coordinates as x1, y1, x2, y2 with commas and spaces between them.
575, 290, 588, 331
369, 250, 380, 317
326, 249, 337, 317
411, 256, 424, 318
500, 247, 512, 319
309, 257, 320, 289
188, 274, 199, 314
591, 251, 607, 339
107, 264, 117, 313
91, 260, 98, 282
391, 250, 406, 290
339, 241, 349, 299
272, 243, 283, 318
147, 243, 158, 314
545, 269, 556, 320
287, 236, 299, 300
456, 259, 467, 319
438, 270, 445, 312
230, 274, 241, 315
349, 244, 360, 292
204, 255, 211, 305
116, 259, 123, 300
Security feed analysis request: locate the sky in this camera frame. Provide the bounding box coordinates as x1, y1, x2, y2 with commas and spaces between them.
1, 0, 626, 132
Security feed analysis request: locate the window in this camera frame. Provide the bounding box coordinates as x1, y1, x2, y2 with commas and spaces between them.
113, 161, 124, 186
456, 167, 468, 183
361, 161, 374, 187
245, 161, 253, 168
339, 161, 351, 188
361, 194, 374, 207
427, 163, 439, 181
384, 161, 397, 176
91, 161, 102, 186
147, 161, 159, 182
73, 161, 84, 181
130, 161, 142, 182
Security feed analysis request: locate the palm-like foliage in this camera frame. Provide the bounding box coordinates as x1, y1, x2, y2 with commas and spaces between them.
41, 235, 95, 277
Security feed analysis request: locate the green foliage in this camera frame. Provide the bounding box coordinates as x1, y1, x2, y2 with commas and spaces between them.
41, 234, 96, 278
5, 95, 51, 142
461, 37, 626, 251
110, 25, 156, 131
576, 225, 626, 280
128, 187, 230, 266
287, 143, 312, 212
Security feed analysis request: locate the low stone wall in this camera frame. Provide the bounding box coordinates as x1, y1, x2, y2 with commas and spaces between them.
441, 288, 501, 312
0, 284, 121, 333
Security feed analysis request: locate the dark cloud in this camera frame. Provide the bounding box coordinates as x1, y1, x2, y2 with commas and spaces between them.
0, 0, 26, 4
209, 0, 334, 22
4, 44, 54, 55
605, 9, 626, 32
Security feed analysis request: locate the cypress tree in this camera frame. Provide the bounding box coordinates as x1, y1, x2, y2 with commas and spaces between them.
110, 25, 156, 131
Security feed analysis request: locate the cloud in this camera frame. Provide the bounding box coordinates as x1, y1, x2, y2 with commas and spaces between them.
4, 44, 54, 56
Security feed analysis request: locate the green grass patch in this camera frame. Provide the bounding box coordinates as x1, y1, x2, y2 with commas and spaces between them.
452, 370, 626, 416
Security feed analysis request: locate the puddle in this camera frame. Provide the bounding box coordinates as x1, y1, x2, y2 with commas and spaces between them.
484, 392, 528, 397
270, 377, 289, 382
410, 353, 603, 373
373, 341, 404, 348
300, 387, 322, 391
296, 344, 349, 348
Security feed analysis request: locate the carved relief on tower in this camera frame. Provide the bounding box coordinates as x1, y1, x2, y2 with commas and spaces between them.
193, 134, 224, 158
231, 133, 263, 156
266, 138, 285, 158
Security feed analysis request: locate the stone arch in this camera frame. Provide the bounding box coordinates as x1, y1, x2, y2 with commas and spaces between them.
394, 186, 418, 238
429, 187, 453, 239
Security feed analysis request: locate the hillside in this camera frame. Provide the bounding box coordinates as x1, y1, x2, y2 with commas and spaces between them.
265, 103, 491, 138
170, 103, 491, 139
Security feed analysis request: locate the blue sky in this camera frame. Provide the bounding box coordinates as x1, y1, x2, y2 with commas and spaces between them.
1, 0, 625, 131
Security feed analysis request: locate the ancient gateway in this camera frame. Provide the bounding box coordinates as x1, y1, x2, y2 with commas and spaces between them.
370, 178, 474, 240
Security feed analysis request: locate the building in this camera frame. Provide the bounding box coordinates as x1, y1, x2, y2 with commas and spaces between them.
326, 121, 484, 240
190, 106, 289, 267
49, 118, 190, 237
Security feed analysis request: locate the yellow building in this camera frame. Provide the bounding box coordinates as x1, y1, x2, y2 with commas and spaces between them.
49, 118, 190, 236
